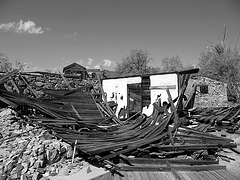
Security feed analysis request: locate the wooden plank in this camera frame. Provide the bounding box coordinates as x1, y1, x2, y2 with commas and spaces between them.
193, 172, 207, 180
215, 170, 239, 180
186, 172, 202, 180
19, 75, 39, 98
145, 171, 158, 180
123, 171, 135, 180
0, 96, 18, 107
166, 89, 179, 125
119, 165, 226, 172
149, 85, 176, 90
176, 73, 190, 112
166, 161, 184, 180
164, 172, 176, 180
4, 83, 13, 92
58, 70, 73, 90
10, 79, 20, 94
175, 165, 226, 172
152, 172, 166, 180
0, 69, 19, 84
209, 171, 226, 180
119, 165, 170, 172
201, 171, 219, 180
196, 171, 213, 180
119, 157, 218, 165
139, 171, 150, 180
132, 171, 143, 180
178, 172, 192, 180
184, 83, 197, 109
152, 143, 225, 151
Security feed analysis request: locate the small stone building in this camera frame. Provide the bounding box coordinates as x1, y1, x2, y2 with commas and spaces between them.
187, 76, 228, 107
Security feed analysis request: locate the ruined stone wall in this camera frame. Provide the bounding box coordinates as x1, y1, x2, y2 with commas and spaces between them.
187, 76, 228, 107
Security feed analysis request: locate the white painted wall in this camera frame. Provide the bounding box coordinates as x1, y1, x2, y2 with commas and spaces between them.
102, 77, 141, 116
150, 74, 178, 105
102, 74, 179, 116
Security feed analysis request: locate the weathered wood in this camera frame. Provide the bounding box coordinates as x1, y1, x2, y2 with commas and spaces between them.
0, 69, 19, 84
119, 156, 219, 165
118, 164, 226, 172
149, 85, 176, 90
151, 143, 236, 151
19, 74, 39, 98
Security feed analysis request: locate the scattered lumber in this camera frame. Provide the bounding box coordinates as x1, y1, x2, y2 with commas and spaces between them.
188, 105, 240, 132
0, 70, 239, 179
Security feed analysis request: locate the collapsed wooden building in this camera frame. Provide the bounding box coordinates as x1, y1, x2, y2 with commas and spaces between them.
0, 68, 240, 180
102, 68, 199, 118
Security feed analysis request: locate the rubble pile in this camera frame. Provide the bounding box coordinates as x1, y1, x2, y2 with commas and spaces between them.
0, 69, 239, 179
2, 70, 100, 98
0, 108, 85, 180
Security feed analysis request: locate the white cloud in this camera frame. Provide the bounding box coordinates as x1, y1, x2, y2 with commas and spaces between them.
103, 59, 112, 66
76, 59, 84, 65
0, 22, 15, 30
87, 58, 94, 65
94, 65, 101, 69
65, 32, 78, 37
45, 27, 52, 31
0, 20, 47, 34
102, 59, 116, 67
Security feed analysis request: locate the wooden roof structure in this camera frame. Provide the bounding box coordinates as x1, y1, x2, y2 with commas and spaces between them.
0, 69, 239, 180
63, 62, 87, 73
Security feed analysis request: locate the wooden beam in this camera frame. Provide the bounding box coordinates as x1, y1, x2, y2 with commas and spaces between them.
10, 79, 20, 94
19, 75, 39, 98
119, 156, 219, 165
166, 161, 184, 180
151, 143, 232, 151
118, 164, 226, 172
0, 69, 19, 84
58, 71, 73, 90
149, 85, 176, 90
166, 89, 179, 125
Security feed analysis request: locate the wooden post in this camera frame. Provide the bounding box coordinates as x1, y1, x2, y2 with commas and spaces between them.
58, 71, 73, 90
166, 89, 179, 125
19, 74, 39, 98
72, 140, 77, 164
10, 79, 20, 94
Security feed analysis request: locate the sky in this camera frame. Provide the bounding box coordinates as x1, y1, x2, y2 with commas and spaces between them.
0, 0, 240, 72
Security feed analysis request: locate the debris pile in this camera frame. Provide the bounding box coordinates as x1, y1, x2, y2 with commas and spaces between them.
188, 106, 240, 133
0, 69, 239, 179
1, 70, 100, 99
0, 108, 84, 179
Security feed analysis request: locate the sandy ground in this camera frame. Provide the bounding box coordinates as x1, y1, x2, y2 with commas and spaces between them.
47, 162, 109, 180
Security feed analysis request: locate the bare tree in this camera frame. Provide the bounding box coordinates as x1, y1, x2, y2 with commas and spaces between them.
0, 53, 12, 72
160, 55, 183, 72
198, 27, 240, 101
116, 49, 153, 75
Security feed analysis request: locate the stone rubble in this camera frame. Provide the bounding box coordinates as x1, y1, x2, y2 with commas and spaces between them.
0, 108, 88, 180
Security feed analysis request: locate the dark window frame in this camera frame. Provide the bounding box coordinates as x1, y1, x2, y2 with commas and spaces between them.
200, 84, 208, 94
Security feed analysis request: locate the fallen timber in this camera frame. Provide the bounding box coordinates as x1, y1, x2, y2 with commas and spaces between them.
188, 105, 240, 133
0, 70, 239, 179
